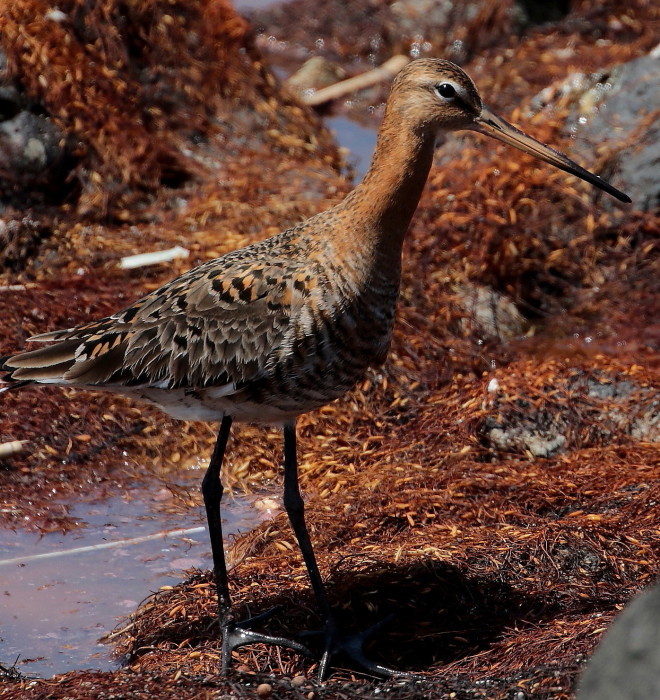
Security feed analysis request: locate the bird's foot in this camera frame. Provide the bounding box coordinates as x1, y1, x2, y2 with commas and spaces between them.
304, 615, 412, 680
219, 607, 313, 671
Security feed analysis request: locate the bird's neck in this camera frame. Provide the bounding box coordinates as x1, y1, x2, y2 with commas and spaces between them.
336, 118, 436, 278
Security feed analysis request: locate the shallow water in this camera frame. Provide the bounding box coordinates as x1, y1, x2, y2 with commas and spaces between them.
0, 479, 264, 677
326, 115, 378, 182
234, 0, 280, 9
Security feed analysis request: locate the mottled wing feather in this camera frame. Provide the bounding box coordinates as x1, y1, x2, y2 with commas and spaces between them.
3, 340, 80, 369
5, 237, 321, 390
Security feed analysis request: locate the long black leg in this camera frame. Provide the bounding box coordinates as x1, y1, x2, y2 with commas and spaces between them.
201, 415, 312, 671
202, 414, 233, 618
283, 421, 333, 621
282, 420, 410, 680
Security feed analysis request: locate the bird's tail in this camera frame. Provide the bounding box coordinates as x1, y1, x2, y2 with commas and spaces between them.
0, 354, 33, 393
0, 379, 32, 394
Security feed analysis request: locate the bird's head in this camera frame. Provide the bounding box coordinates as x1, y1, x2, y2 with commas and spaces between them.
388, 58, 630, 203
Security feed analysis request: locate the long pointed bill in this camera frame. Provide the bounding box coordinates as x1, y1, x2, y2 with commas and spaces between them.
472, 104, 631, 203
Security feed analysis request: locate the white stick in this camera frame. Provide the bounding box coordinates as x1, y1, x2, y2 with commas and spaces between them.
301, 55, 410, 106
119, 246, 190, 270
0, 526, 206, 567
0, 440, 28, 458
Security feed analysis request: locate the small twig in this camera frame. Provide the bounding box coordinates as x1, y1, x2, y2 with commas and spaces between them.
301, 55, 409, 106
101, 620, 137, 642
0, 440, 28, 459
120, 245, 190, 270
0, 655, 24, 682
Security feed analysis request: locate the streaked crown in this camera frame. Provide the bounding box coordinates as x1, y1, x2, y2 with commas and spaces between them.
386, 58, 483, 132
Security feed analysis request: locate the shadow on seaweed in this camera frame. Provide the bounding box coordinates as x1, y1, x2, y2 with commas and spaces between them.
116, 558, 611, 675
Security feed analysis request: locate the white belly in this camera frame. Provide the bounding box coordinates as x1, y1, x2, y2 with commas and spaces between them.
119, 384, 304, 425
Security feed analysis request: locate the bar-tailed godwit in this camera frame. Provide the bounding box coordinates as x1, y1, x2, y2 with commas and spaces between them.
1, 59, 630, 678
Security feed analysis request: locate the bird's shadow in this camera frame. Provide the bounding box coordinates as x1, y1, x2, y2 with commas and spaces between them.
313, 558, 553, 671
134, 558, 585, 674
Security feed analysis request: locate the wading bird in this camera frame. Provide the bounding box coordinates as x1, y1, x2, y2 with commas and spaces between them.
1, 59, 630, 678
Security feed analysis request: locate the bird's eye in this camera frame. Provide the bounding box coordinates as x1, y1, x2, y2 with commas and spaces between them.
435, 83, 456, 99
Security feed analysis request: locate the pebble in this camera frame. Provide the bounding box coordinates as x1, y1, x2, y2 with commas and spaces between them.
256, 683, 273, 697
291, 675, 306, 687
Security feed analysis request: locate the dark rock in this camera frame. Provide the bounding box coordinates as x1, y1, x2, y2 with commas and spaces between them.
530, 51, 660, 212
578, 583, 660, 700
515, 0, 570, 25
0, 46, 69, 195
0, 110, 66, 178
455, 282, 528, 341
